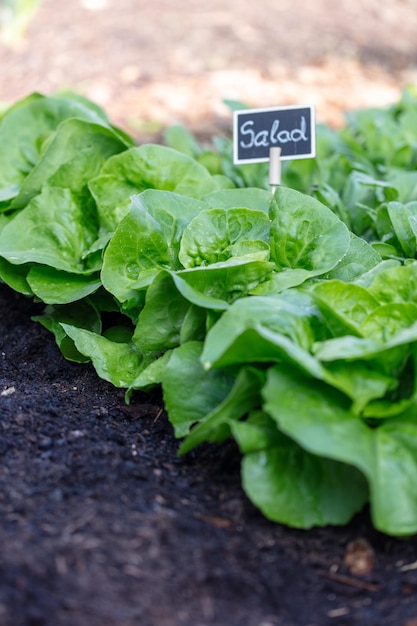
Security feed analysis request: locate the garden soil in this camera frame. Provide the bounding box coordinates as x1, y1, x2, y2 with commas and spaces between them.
1, 1, 417, 625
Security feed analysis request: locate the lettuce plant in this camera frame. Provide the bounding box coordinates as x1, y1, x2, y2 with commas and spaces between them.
2, 90, 417, 536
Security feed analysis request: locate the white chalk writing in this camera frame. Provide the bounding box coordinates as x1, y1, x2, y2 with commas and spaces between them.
239, 116, 307, 149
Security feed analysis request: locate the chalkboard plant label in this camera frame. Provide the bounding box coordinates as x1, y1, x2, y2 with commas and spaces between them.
233, 105, 315, 164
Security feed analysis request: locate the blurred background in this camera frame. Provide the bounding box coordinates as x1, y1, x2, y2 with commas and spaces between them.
1, 0, 416, 140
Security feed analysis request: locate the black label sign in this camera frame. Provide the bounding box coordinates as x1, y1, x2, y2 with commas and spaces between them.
233, 105, 315, 164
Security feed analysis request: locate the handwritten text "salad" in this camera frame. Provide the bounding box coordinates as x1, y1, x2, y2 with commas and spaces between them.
239, 116, 307, 149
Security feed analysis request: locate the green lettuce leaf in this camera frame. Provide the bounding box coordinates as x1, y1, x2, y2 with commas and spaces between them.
0, 92, 124, 210
161, 341, 235, 438
61, 323, 145, 387
201, 291, 318, 369
324, 232, 381, 281
233, 411, 368, 529
27, 266, 101, 304
0, 186, 98, 273
262, 364, 417, 535
172, 259, 274, 308
203, 187, 272, 213
179, 207, 270, 267
101, 191, 208, 307
133, 271, 206, 352
179, 367, 265, 454
127, 350, 173, 394
311, 280, 381, 337
33, 300, 102, 362
0, 258, 33, 295
368, 260, 417, 304
10, 118, 129, 211
89, 144, 233, 231
253, 186, 351, 293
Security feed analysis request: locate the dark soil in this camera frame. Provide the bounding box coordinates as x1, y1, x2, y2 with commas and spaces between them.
2, 286, 417, 626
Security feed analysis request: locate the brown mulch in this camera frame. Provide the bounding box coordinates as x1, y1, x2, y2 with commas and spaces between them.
1, 2, 417, 625
1, 0, 417, 137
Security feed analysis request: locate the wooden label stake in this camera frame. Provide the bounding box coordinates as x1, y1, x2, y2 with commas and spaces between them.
269, 146, 281, 193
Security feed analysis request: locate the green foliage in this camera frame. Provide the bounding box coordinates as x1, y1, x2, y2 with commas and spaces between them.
0, 0, 44, 42
3, 89, 417, 536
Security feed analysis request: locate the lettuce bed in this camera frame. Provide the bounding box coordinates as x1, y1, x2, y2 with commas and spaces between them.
2, 89, 417, 536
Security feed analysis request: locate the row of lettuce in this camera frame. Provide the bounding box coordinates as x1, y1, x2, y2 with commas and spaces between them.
2, 88, 417, 536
